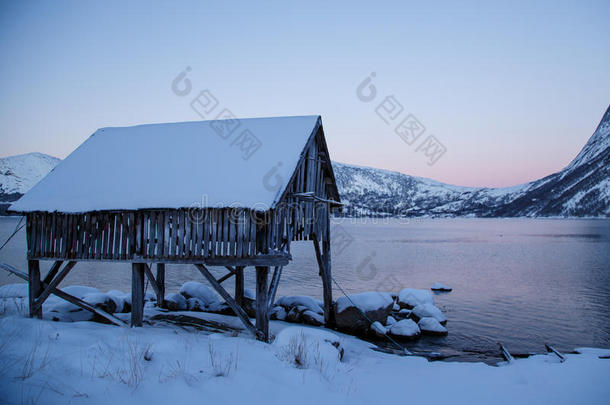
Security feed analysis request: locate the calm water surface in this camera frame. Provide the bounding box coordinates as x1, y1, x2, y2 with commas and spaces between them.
1, 217, 609, 362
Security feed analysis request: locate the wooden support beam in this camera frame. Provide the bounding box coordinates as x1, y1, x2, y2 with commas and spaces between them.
42, 260, 63, 285
267, 266, 282, 310
0, 262, 125, 327
321, 234, 334, 327
34, 261, 77, 311
156, 263, 165, 307
217, 271, 235, 284
143, 263, 160, 297
28, 260, 42, 319
194, 264, 260, 339
313, 232, 334, 328
131, 263, 144, 327
204, 254, 290, 267
255, 266, 269, 342
235, 266, 244, 307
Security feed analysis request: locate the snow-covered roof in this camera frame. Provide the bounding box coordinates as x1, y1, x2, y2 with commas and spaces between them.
10, 115, 325, 213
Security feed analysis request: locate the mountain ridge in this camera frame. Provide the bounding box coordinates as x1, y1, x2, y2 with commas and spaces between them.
1, 106, 608, 217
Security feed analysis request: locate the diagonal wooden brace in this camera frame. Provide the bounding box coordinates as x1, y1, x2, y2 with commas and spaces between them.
194, 264, 261, 340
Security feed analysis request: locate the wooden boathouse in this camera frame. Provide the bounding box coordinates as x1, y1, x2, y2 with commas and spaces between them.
8, 115, 341, 341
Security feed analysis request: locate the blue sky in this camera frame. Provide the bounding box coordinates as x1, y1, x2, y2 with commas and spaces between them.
0, 0, 608, 187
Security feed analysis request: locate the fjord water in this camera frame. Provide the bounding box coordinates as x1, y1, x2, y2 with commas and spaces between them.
1, 217, 608, 361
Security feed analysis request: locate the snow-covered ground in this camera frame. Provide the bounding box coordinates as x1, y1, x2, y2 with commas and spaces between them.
1, 301, 609, 404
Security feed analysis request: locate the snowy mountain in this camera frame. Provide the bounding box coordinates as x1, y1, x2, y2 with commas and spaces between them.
1, 106, 608, 217
336, 105, 610, 218
0, 153, 61, 214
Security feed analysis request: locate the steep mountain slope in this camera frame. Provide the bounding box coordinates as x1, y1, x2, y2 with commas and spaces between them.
336, 105, 609, 217
0, 153, 61, 214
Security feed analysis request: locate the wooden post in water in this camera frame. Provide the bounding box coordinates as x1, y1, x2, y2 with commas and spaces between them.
156, 263, 165, 308
131, 263, 144, 327
28, 260, 42, 319
255, 266, 269, 342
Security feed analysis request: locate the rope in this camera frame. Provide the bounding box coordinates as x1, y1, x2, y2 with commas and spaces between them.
331, 275, 410, 355
0, 217, 25, 252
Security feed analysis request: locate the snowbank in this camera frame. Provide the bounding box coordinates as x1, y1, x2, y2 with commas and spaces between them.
0, 310, 609, 404
0, 283, 28, 298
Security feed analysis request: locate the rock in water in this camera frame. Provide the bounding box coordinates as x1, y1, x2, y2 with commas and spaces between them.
431, 282, 452, 292
389, 319, 421, 339
411, 303, 447, 324
418, 317, 448, 335
397, 288, 434, 309
334, 292, 394, 334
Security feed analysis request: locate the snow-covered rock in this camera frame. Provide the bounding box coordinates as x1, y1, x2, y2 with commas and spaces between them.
431, 282, 452, 292
270, 306, 287, 321
186, 297, 206, 311
398, 288, 434, 309
83, 293, 118, 314
275, 296, 323, 315
385, 316, 397, 326
389, 319, 420, 339
411, 303, 447, 324
370, 321, 387, 337
164, 293, 187, 311
334, 292, 394, 334
301, 310, 324, 326
418, 317, 448, 335
395, 308, 412, 319
180, 282, 222, 309
106, 290, 129, 313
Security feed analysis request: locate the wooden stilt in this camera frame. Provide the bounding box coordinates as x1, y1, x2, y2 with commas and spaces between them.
0, 263, 125, 326
131, 263, 144, 327
312, 213, 335, 328
255, 266, 269, 342
235, 266, 244, 307
28, 260, 42, 319
194, 264, 260, 339
267, 266, 282, 310
321, 231, 334, 327
156, 263, 165, 308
